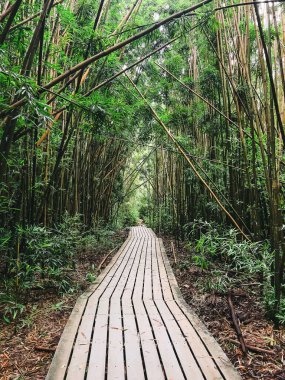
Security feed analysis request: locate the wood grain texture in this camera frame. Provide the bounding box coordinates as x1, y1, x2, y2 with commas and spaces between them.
46, 227, 241, 380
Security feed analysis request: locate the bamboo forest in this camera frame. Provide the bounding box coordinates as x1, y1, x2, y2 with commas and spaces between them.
1, 0, 285, 379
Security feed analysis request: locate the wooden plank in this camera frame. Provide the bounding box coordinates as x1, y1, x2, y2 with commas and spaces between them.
134, 226, 139, 238
46, 236, 131, 380
85, 298, 108, 380
66, 237, 136, 379
152, 238, 173, 301
86, 237, 138, 379
150, 238, 204, 379
132, 238, 165, 380
154, 239, 223, 379
158, 238, 242, 380
155, 298, 205, 380
143, 238, 185, 380
147, 228, 156, 238
107, 237, 141, 379
122, 237, 145, 379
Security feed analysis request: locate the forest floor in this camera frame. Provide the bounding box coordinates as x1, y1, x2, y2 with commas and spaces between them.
163, 237, 285, 380
1, 230, 284, 380
0, 230, 127, 380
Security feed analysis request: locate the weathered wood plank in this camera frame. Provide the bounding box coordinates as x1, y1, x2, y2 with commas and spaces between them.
47, 227, 241, 380
122, 238, 145, 379
46, 237, 131, 380
132, 238, 165, 380
143, 238, 185, 380
151, 238, 204, 379
107, 238, 141, 379
154, 239, 223, 379
86, 238, 137, 379
66, 238, 136, 380
158, 238, 242, 380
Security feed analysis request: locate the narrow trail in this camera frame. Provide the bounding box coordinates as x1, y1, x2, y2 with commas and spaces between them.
46, 226, 241, 380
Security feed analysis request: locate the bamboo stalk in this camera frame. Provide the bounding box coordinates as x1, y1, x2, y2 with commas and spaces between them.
125, 73, 250, 241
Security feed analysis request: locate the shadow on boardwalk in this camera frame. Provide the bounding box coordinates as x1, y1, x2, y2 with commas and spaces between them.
46, 226, 241, 380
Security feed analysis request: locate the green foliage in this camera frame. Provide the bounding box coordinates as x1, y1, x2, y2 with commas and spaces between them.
186, 219, 272, 274
0, 217, 83, 301
177, 259, 191, 270
0, 292, 25, 324
199, 65, 221, 99
276, 297, 285, 325
86, 272, 96, 283
19, 305, 38, 329
193, 254, 209, 270
197, 271, 232, 294
184, 219, 285, 323
148, 205, 174, 233
118, 201, 140, 227
22, 225, 64, 268
56, 212, 84, 259
263, 284, 285, 325
51, 301, 66, 312
0, 214, 120, 322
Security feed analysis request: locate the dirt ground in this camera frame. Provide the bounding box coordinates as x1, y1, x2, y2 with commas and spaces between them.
0, 231, 127, 380
163, 237, 285, 380
1, 232, 284, 379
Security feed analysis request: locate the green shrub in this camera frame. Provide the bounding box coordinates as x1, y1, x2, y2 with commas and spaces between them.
0, 214, 84, 321
186, 219, 272, 275
0, 292, 25, 323
184, 219, 283, 322
197, 271, 232, 294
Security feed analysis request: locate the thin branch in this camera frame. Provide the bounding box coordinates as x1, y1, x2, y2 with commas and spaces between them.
125, 73, 250, 241
8, 0, 64, 32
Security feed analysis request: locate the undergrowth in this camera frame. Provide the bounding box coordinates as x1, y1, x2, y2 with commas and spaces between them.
183, 219, 284, 324
0, 213, 118, 323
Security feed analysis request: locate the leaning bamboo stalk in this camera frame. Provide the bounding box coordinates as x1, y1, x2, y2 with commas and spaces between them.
111, 0, 141, 36
40, 0, 214, 90
228, 295, 247, 355
49, 36, 179, 115
8, 0, 64, 32
125, 73, 250, 241
171, 241, 177, 264
97, 245, 120, 272
0, 0, 22, 44
155, 62, 252, 140
0, 2, 14, 22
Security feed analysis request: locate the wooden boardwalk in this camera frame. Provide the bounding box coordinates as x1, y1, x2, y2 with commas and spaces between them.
46, 226, 241, 380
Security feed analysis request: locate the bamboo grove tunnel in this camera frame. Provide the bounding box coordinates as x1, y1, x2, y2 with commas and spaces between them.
1, 0, 285, 377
